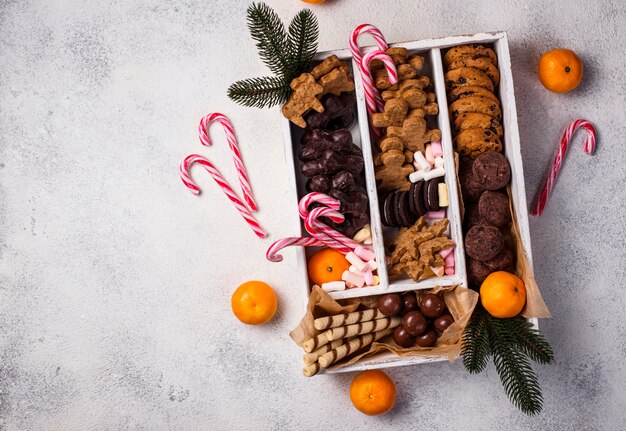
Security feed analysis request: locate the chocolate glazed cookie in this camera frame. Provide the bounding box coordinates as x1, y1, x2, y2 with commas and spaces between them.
478, 190, 512, 227
464, 224, 504, 261
472, 151, 511, 190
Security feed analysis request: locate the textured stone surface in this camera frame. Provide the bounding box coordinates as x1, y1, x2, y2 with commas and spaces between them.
1, 0, 625, 429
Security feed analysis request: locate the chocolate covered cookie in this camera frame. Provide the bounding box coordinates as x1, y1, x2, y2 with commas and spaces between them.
473, 151, 511, 190
465, 224, 504, 261
478, 190, 511, 227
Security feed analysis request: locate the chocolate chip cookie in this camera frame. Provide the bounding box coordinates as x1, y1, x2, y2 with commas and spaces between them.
448, 57, 499, 86
443, 45, 497, 68
453, 113, 503, 138
445, 67, 494, 93
450, 96, 502, 119
454, 128, 503, 158
448, 85, 499, 103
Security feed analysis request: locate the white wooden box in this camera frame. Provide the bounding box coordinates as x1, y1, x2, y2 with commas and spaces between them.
282, 31, 536, 373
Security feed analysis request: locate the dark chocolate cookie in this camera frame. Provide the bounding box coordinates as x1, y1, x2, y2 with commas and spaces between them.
466, 256, 492, 286
485, 245, 516, 272
459, 159, 485, 203
472, 151, 511, 190
464, 224, 504, 261
463, 203, 483, 230
478, 190, 511, 227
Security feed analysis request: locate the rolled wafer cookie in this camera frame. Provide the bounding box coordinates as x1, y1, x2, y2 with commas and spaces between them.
324, 317, 401, 342
314, 309, 386, 331
302, 332, 330, 353
303, 339, 344, 365
303, 362, 321, 377
319, 328, 393, 368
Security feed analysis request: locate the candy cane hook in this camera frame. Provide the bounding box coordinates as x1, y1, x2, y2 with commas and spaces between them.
198, 113, 257, 211
360, 50, 398, 141
349, 24, 388, 65
298, 192, 342, 219
266, 236, 325, 263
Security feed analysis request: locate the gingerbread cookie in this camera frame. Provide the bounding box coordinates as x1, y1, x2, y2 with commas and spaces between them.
375, 63, 419, 90
381, 77, 430, 108
450, 96, 502, 119
443, 45, 497, 68
371, 98, 409, 128
374, 150, 414, 191
386, 116, 442, 154
453, 113, 503, 138
281, 73, 324, 128
472, 151, 511, 190
455, 128, 503, 158
445, 67, 495, 93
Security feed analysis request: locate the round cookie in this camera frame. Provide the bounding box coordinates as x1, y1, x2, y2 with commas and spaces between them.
410, 181, 427, 217
397, 191, 416, 227
464, 224, 504, 261
478, 191, 511, 227
466, 256, 492, 286
463, 203, 483, 230
444, 67, 494, 93
448, 57, 500, 86
453, 113, 504, 138
459, 159, 485, 202
485, 245, 516, 273
455, 128, 503, 159
450, 96, 502, 119
473, 151, 511, 190
423, 178, 442, 212
389, 191, 401, 227
444, 45, 497, 68
448, 85, 499, 103
383, 192, 395, 227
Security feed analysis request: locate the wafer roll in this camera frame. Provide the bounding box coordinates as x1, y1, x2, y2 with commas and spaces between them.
324, 317, 401, 342
314, 309, 386, 331
303, 339, 344, 365
302, 333, 330, 353
319, 328, 393, 368
303, 362, 321, 377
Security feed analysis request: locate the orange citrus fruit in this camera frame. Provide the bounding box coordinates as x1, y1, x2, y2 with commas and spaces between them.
231, 281, 277, 325
350, 370, 396, 415
480, 271, 526, 318
307, 248, 350, 286
300, 0, 326, 3
538, 48, 583, 93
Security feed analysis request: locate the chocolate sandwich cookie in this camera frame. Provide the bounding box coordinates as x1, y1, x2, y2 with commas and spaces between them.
453, 113, 504, 138
448, 57, 500, 86
464, 224, 504, 261
423, 178, 442, 212
454, 128, 503, 159
473, 151, 511, 190
448, 85, 499, 103
409, 182, 427, 217
444, 67, 495, 93
397, 191, 417, 227
382, 192, 395, 227
443, 45, 498, 68
478, 190, 511, 227
450, 96, 502, 119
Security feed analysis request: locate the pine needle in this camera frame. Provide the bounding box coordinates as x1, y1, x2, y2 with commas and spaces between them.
246, 2, 291, 78
287, 9, 319, 77
499, 316, 555, 365
227, 76, 292, 108
462, 305, 491, 374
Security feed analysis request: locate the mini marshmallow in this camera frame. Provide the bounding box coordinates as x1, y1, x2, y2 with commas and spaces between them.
423, 167, 445, 181
367, 259, 378, 271
321, 281, 346, 292
426, 210, 446, 219
342, 270, 364, 288
363, 237, 373, 245
355, 245, 376, 262
425, 143, 435, 164
444, 251, 455, 267
409, 170, 427, 183
444, 266, 455, 275
349, 265, 361, 275
352, 225, 371, 243
373, 275, 380, 285
438, 182, 449, 207
345, 252, 368, 272
431, 140, 443, 157
363, 269, 375, 286
414, 151, 431, 172
430, 266, 445, 277
434, 157, 445, 169
439, 247, 454, 259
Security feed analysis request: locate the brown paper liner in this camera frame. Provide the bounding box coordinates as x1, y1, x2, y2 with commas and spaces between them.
290, 285, 479, 372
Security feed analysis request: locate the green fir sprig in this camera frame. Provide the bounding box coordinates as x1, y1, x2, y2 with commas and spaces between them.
461, 304, 555, 415
228, 3, 319, 108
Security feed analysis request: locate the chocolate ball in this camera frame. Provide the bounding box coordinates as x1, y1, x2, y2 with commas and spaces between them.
377, 294, 403, 316
434, 314, 455, 332
402, 310, 428, 336
415, 329, 437, 347
393, 326, 415, 348
402, 292, 419, 312
419, 293, 445, 319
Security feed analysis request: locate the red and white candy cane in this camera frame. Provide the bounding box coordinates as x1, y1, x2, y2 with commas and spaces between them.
266, 236, 325, 262
305, 206, 359, 253
298, 192, 342, 219
180, 154, 267, 238
360, 50, 398, 141
532, 119, 596, 216
198, 113, 257, 211
349, 24, 388, 66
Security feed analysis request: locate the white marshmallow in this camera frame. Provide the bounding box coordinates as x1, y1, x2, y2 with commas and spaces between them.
321, 281, 346, 292
435, 157, 445, 169
423, 167, 445, 181
409, 170, 426, 183
414, 151, 431, 172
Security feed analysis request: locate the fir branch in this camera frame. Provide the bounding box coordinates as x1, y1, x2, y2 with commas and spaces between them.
227, 76, 292, 108
287, 9, 319, 77
247, 2, 291, 78
487, 316, 544, 415
462, 305, 491, 374
500, 317, 555, 365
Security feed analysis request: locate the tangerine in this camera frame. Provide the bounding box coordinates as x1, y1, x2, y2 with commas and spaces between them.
480, 271, 526, 318
300, 0, 326, 3
350, 370, 396, 416
307, 248, 350, 286
231, 281, 277, 325
538, 48, 583, 93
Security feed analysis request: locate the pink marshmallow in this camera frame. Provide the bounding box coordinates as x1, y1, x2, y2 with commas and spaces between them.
445, 266, 455, 275
425, 143, 435, 165
342, 270, 364, 288
431, 140, 443, 157
439, 247, 454, 259
346, 252, 368, 272
363, 269, 375, 286
426, 210, 446, 219
444, 251, 455, 267
355, 246, 376, 262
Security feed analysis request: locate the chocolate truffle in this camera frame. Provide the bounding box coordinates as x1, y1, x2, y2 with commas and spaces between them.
402, 292, 419, 312
478, 191, 511, 227
472, 151, 511, 190
434, 314, 455, 332
377, 293, 403, 316
419, 293, 445, 319
393, 325, 415, 348
415, 329, 437, 347
465, 224, 504, 261
402, 310, 428, 336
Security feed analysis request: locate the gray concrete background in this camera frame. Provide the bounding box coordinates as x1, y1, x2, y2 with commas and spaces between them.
1, 0, 625, 429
